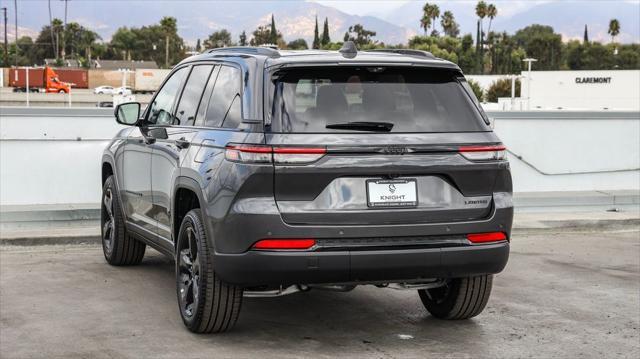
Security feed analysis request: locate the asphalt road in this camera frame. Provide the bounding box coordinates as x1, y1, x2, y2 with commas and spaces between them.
1, 229, 639, 358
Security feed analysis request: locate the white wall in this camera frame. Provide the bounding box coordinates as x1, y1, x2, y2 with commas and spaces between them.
0, 108, 125, 206
491, 111, 640, 192
1, 108, 639, 206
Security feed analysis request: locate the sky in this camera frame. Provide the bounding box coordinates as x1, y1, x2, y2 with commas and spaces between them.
314, 0, 547, 17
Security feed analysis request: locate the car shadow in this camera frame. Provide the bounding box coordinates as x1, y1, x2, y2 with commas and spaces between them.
131, 249, 488, 348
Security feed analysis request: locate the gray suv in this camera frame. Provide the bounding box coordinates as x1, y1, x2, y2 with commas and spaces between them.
101, 43, 513, 333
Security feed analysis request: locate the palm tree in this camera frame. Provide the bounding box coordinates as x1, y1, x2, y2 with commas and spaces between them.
486, 4, 497, 35
421, 3, 434, 34
160, 17, 177, 68
608, 19, 620, 43
429, 4, 440, 35
440, 11, 459, 38
475, 1, 487, 41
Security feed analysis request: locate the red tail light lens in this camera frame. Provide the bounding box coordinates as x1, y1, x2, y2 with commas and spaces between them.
459, 145, 507, 161
252, 238, 316, 250
225, 144, 326, 164
467, 232, 507, 243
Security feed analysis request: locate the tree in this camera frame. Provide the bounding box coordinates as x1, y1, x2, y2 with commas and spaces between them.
343, 24, 377, 47
239, 31, 247, 46
486, 4, 497, 34
160, 16, 178, 68
269, 14, 278, 44
204, 29, 233, 49
111, 27, 136, 60
321, 17, 331, 46
608, 19, 620, 43
486, 78, 520, 103
195, 39, 201, 52
429, 4, 440, 34
475, 1, 487, 44
467, 79, 484, 102
475, 1, 488, 73
250, 25, 271, 46
583, 24, 589, 44
287, 38, 308, 50
440, 11, 459, 38
421, 3, 439, 35
312, 16, 320, 49
513, 25, 563, 70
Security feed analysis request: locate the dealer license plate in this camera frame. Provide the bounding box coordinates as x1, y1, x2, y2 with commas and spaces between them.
366, 179, 418, 208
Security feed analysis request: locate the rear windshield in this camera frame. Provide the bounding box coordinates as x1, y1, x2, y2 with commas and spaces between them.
271, 67, 489, 133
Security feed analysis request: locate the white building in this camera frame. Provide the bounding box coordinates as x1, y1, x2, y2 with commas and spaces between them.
469, 70, 640, 111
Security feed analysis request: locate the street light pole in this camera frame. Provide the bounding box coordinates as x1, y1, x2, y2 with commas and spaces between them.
13, 0, 17, 66
522, 58, 538, 111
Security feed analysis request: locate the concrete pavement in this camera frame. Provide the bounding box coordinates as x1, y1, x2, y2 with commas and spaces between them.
1, 229, 638, 358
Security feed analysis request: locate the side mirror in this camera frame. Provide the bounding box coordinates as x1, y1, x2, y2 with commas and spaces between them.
115, 102, 141, 125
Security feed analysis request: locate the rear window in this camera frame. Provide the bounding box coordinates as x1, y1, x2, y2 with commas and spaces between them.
271, 67, 489, 133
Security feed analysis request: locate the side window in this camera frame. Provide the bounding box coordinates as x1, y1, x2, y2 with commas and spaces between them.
147, 67, 188, 125
204, 65, 243, 128
174, 65, 214, 126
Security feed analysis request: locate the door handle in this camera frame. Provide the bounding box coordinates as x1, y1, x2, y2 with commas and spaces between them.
176, 138, 190, 149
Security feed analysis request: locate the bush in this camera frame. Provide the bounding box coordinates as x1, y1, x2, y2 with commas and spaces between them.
466, 79, 484, 102
486, 78, 520, 103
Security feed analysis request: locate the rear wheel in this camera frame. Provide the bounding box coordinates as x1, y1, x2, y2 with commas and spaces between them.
418, 275, 493, 320
101, 176, 146, 265
176, 209, 243, 333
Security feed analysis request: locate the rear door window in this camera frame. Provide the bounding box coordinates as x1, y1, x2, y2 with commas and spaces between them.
272, 67, 490, 133
204, 65, 243, 128
174, 65, 214, 126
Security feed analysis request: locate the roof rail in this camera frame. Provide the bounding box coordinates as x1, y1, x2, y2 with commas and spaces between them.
206, 46, 281, 58
363, 48, 436, 59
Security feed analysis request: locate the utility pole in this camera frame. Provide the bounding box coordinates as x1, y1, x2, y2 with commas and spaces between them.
1, 7, 7, 67
13, 0, 17, 66
61, 0, 68, 59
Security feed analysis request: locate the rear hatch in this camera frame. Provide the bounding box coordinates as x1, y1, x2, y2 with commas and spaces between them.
265, 66, 506, 226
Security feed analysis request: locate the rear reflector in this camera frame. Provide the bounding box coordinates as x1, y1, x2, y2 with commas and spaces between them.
225, 144, 326, 164
252, 238, 316, 250
467, 232, 507, 243
459, 145, 507, 161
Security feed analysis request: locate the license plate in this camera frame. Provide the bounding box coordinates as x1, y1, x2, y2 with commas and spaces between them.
366, 179, 418, 208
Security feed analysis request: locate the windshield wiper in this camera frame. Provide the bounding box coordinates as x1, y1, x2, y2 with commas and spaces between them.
326, 121, 394, 132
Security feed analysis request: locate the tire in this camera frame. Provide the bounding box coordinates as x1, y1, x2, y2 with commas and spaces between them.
176, 209, 243, 333
101, 175, 146, 266
58, 89, 66, 93
418, 275, 493, 320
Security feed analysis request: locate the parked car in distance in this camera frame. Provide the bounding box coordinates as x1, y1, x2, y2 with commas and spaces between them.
94, 85, 115, 95
101, 43, 513, 334
114, 86, 132, 96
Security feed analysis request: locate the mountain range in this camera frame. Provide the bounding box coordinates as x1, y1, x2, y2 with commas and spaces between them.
10, 0, 640, 45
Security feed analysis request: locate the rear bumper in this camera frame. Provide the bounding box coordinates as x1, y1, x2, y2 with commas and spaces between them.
213, 241, 509, 287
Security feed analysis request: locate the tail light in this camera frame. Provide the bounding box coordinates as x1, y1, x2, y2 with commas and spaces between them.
459, 145, 506, 161
467, 232, 507, 243
252, 238, 316, 250
225, 144, 326, 164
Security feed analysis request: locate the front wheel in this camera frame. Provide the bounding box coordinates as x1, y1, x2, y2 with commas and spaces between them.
101, 176, 146, 265
418, 275, 493, 320
176, 209, 243, 333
